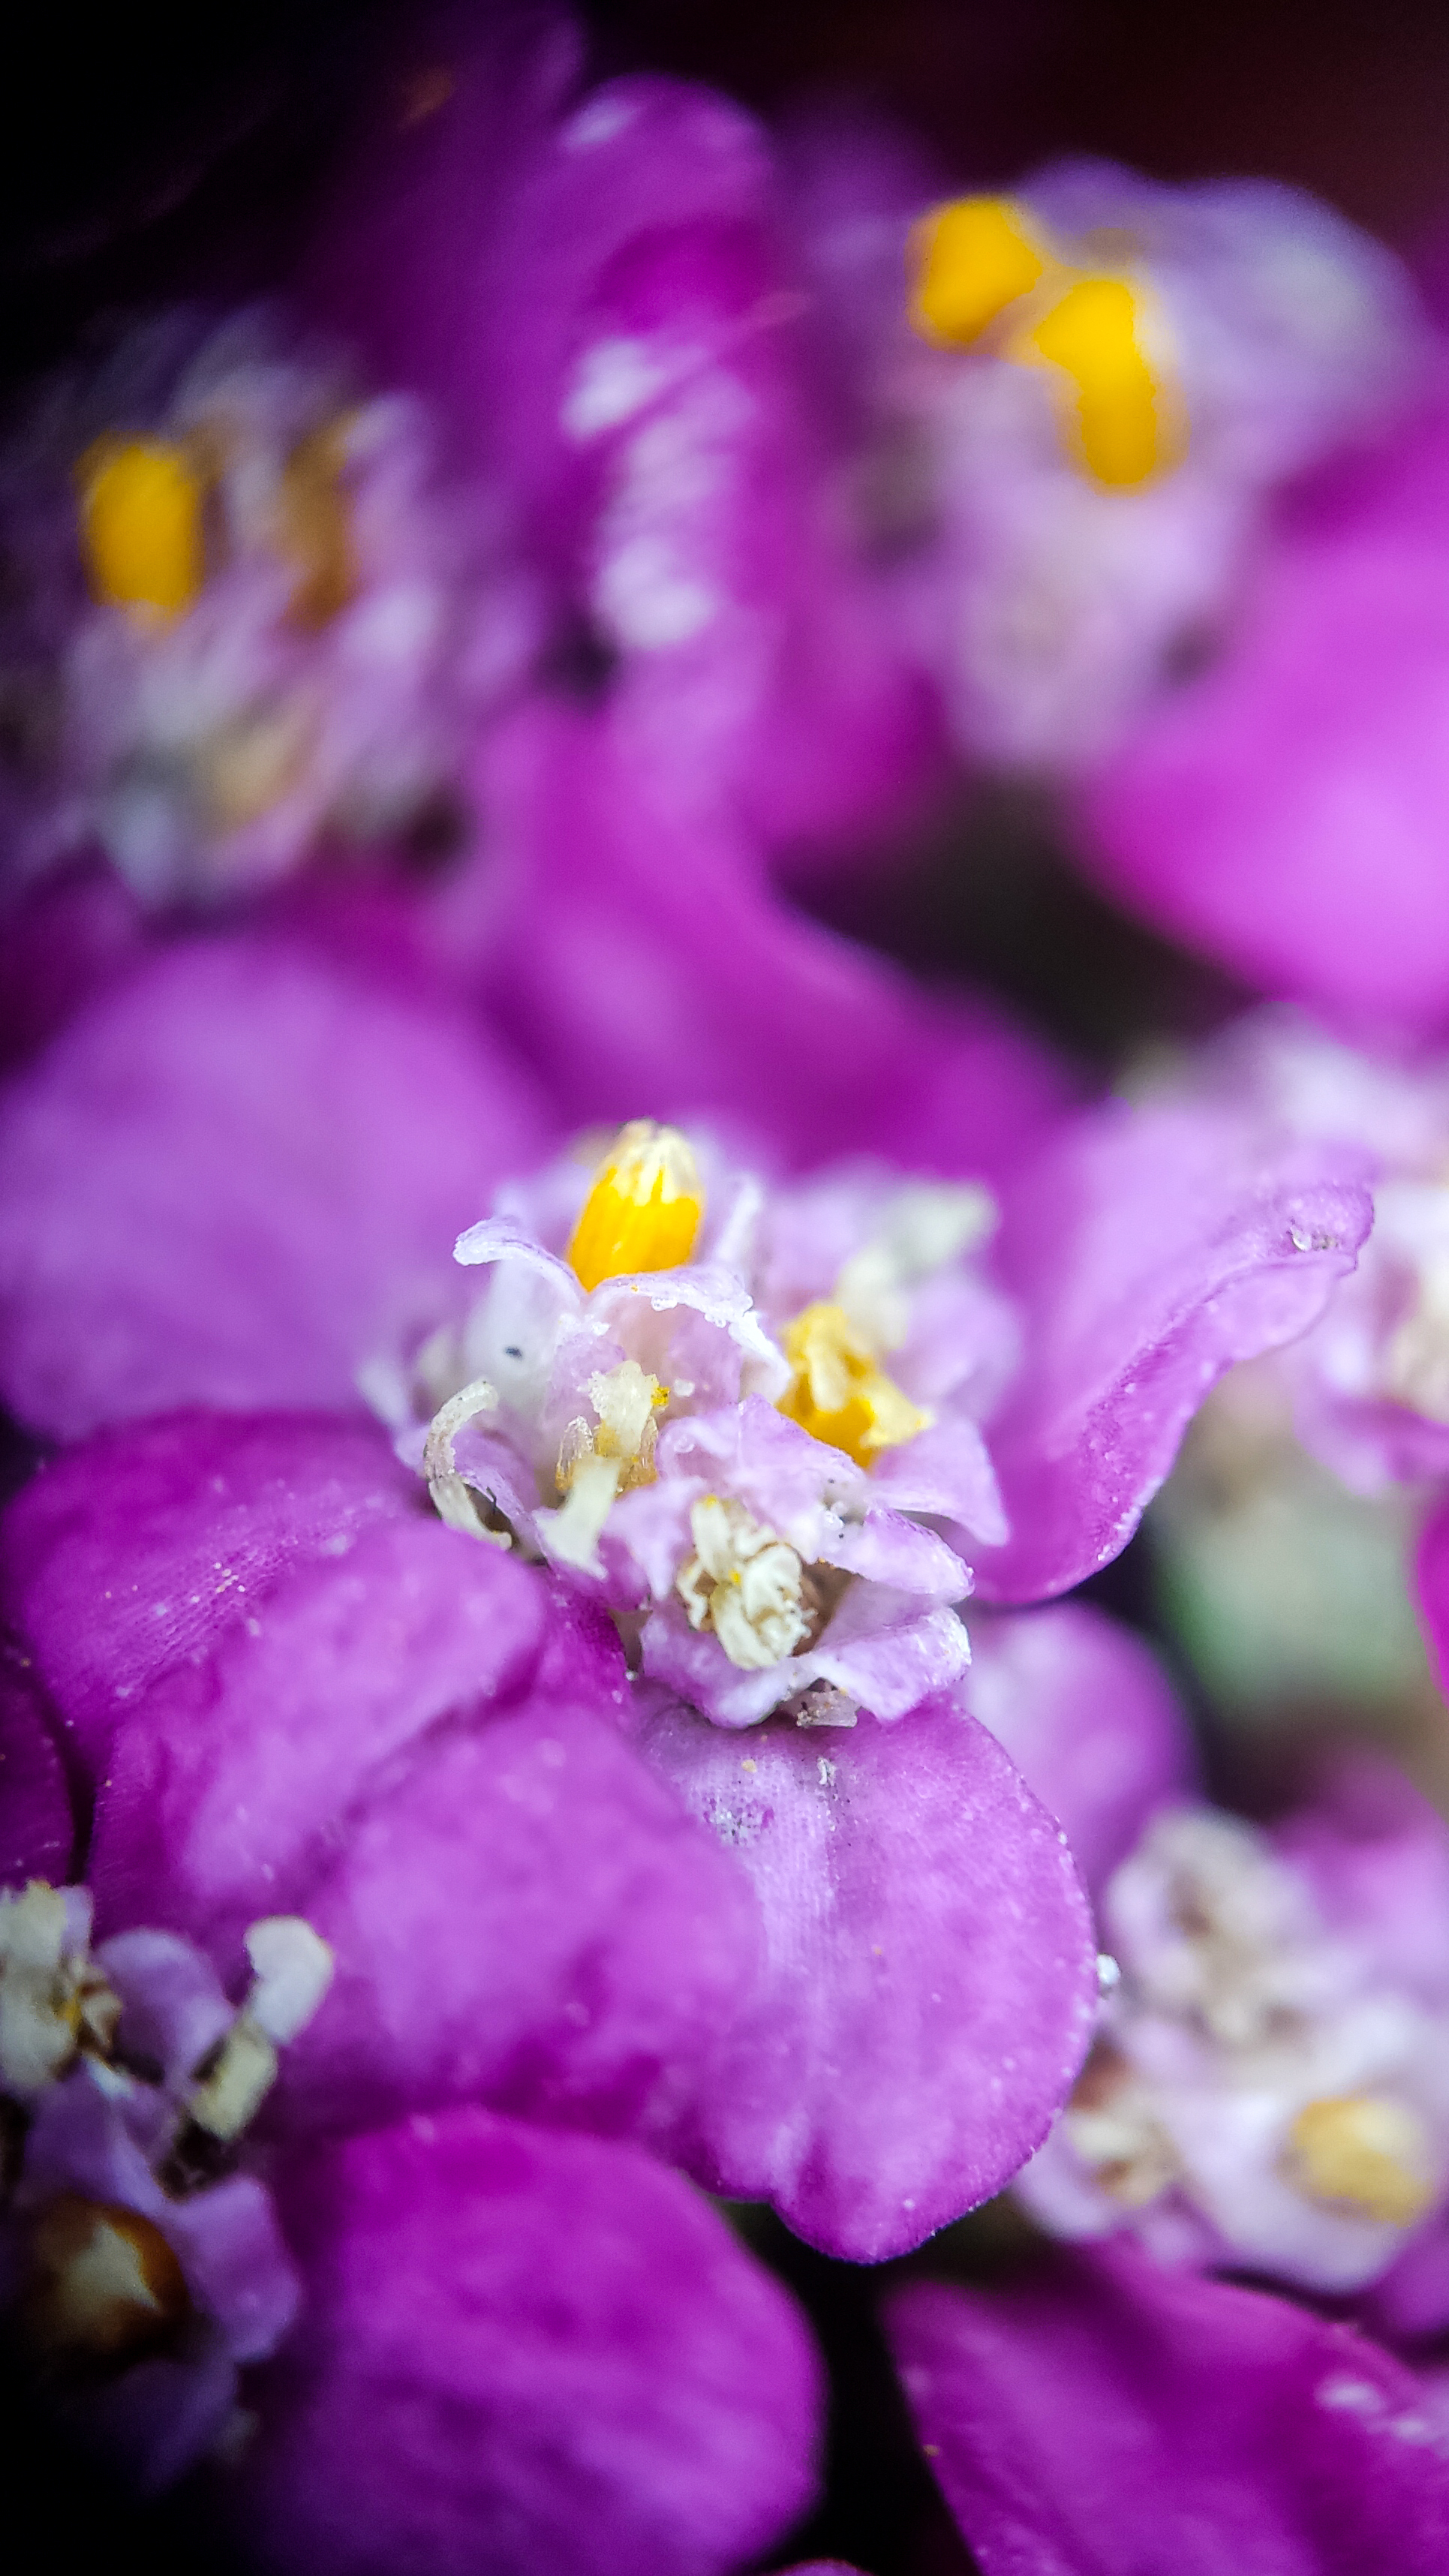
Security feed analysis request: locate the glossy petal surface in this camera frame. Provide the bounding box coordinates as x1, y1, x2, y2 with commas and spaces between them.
636, 1685, 1096, 2259
888, 2244, 1449, 2575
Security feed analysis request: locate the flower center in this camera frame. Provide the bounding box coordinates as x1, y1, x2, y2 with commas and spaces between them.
777, 1301, 930, 1468
23, 2195, 191, 2365
566, 1120, 705, 1291
906, 193, 1182, 488
0, 1881, 116, 2097
275, 416, 358, 630
678, 1495, 812, 1670
1285, 2096, 1435, 2227
79, 439, 206, 618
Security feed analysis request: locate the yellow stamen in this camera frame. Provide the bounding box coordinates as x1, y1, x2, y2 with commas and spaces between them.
778, 1301, 930, 1468
566, 1121, 704, 1292
1015, 274, 1176, 487
78, 438, 205, 617
1287, 2095, 1434, 2228
907, 195, 1047, 348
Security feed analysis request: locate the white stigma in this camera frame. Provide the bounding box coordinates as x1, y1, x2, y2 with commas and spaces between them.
677, 1495, 810, 1671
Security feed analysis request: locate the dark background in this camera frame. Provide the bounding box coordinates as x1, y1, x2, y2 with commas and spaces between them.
3, 5, 1447, 2569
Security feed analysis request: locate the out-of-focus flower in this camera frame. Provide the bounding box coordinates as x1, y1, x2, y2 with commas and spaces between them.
307, 19, 936, 861
0, 1879, 327, 2491
1018, 1760, 1449, 2304
1076, 405, 1449, 1033
0, 309, 534, 905
964, 1599, 1198, 1900
887, 2238, 1449, 2574
0, 1407, 1099, 2263
790, 128, 1426, 768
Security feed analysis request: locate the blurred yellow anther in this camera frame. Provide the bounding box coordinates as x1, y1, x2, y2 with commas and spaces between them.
79, 439, 204, 617
1288, 2096, 1434, 2228
567, 1121, 704, 1291
778, 1302, 930, 1468
1016, 274, 1174, 487
277, 419, 357, 629
24, 2194, 190, 2362
908, 196, 1046, 347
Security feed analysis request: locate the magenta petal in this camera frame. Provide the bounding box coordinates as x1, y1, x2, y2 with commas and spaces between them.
274, 1686, 764, 2143
0, 936, 547, 1438
1417, 1496, 1449, 1703
976, 1102, 1373, 1601
243, 2106, 822, 2576
1, 1411, 422, 1774
0, 1637, 73, 1886
636, 1688, 1096, 2259
1075, 418, 1449, 1035
89, 1517, 545, 1956
887, 2243, 1449, 2576
966, 1603, 1197, 1899
476, 703, 1069, 1183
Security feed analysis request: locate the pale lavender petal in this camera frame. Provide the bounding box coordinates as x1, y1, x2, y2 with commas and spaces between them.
0, 935, 548, 1438
888, 2244, 1449, 2575
164, 2174, 300, 2363
242, 2106, 822, 2576
976, 1103, 1373, 1601
637, 1685, 1096, 2259
870, 1417, 1009, 1548
965, 1602, 1197, 1898
97, 1927, 236, 2091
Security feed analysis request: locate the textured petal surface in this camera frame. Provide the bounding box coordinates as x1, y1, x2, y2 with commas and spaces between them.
636, 1685, 1096, 2259
966, 1602, 1197, 1899
243, 2106, 822, 2576
888, 2244, 1449, 2576
1, 1410, 422, 1774
81, 1512, 756, 2142
976, 1102, 1373, 1601
0, 936, 547, 1438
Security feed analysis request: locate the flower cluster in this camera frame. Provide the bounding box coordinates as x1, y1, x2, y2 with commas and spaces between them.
7, 6, 1449, 2568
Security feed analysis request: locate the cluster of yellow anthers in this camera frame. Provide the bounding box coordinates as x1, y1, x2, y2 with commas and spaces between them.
907, 194, 1185, 489
77, 417, 357, 628
564, 1120, 930, 1473
425, 1122, 939, 1648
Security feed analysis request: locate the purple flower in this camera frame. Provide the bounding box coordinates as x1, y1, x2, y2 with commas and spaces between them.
789, 131, 1428, 768
1, 1408, 1097, 2261
1, 308, 531, 905
1075, 405, 1449, 1033
887, 2238, 1449, 2574
307, 20, 935, 860
1017, 1760, 1449, 2304
1, 1640, 74, 1889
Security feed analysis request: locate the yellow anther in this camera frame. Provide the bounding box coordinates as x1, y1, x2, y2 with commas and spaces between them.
907, 196, 1047, 348
566, 1121, 704, 1292
1287, 2096, 1435, 2228
778, 1302, 930, 1468
1015, 274, 1177, 487
23, 2194, 191, 2362
78, 438, 205, 617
